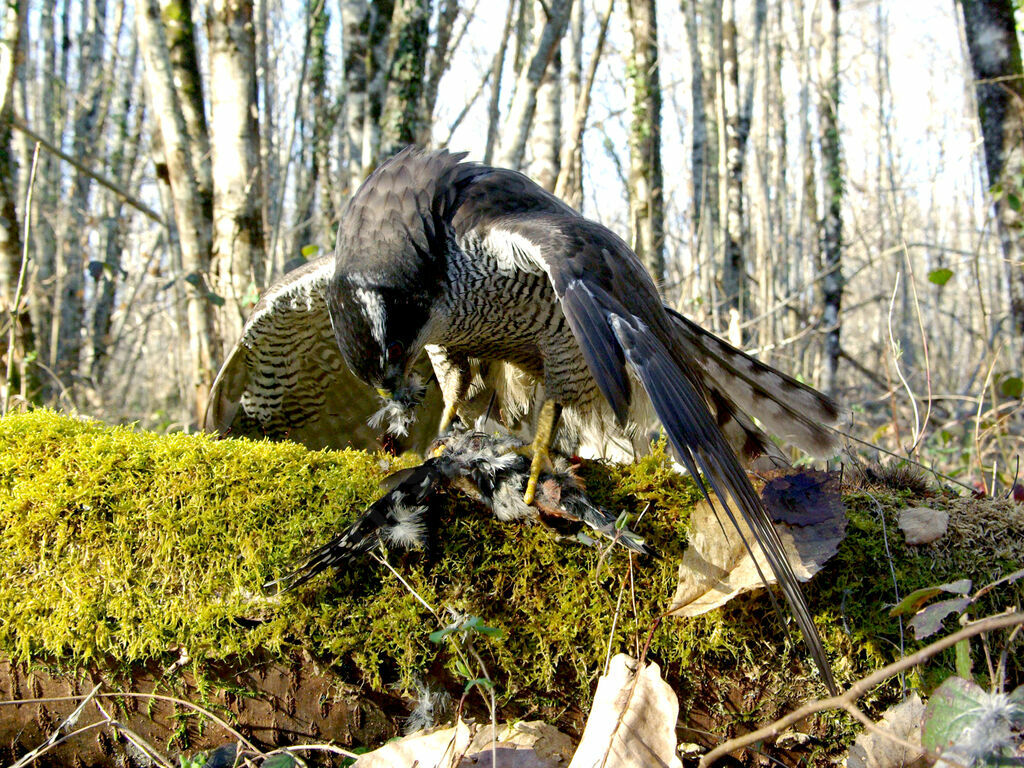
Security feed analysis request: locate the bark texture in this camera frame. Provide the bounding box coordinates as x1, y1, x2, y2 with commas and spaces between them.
958, 0, 1024, 347
627, 0, 665, 282
208, 0, 266, 354
136, 0, 217, 422
380, 0, 430, 157
497, 0, 573, 170
819, 0, 842, 395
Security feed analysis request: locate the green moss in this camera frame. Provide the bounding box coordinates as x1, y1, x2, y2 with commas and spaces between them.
0, 410, 1020, 744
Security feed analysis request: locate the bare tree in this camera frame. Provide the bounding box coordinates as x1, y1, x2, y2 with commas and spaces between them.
0, 0, 28, 402
958, 0, 1024, 355
380, 0, 431, 157
208, 0, 267, 351
627, 0, 665, 282
818, 0, 842, 394
497, 0, 572, 170
136, 0, 217, 421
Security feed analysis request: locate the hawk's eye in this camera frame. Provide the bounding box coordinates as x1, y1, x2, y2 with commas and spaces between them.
386, 341, 404, 363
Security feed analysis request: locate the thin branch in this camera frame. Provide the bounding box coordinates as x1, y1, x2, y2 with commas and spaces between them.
698, 611, 1024, 767
12, 117, 164, 225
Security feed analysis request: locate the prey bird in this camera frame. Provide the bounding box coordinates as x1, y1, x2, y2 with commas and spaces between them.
207, 147, 840, 692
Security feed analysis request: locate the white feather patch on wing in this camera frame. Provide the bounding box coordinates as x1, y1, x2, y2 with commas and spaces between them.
480, 228, 546, 275
385, 502, 428, 548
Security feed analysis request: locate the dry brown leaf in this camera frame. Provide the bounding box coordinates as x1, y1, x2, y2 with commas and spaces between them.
353, 719, 575, 768
568, 653, 682, 768
845, 694, 928, 768
352, 719, 472, 768
669, 470, 846, 616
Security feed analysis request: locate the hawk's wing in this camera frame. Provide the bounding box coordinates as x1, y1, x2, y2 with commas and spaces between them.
205, 255, 442, 452
455, 169, 838, 692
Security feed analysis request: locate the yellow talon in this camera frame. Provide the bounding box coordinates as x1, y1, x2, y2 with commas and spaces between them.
523, 400, 562, 505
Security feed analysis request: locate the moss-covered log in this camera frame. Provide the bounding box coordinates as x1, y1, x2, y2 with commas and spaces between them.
0, 411, 1021, 766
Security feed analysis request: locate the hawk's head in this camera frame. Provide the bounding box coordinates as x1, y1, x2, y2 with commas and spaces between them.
327, 147, 481, 435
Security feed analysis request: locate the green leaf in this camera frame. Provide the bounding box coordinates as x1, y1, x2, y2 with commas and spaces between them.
907, 596, 971, 639
1008, 193, 1022, 212
183, 272, 201, 287
464, 677, 495, 692
954, 638, 972, 681
890, 586, 944, 616
206, 292, 226, 307
923, 676, 1024, 760
300, 244, 320, 258
1000, 376, 1023, 399
262, 753, 297, 768
890, 580, 971, 618
928, 268, 954, 286
428, 627, 456, 643
455, 658, 472, 680
464, 616, 500, 637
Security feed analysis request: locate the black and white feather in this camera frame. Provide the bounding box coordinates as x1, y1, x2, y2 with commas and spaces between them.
268, 428, 652, 592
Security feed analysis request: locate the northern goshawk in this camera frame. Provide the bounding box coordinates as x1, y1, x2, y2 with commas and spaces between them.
207, 147, 841, 691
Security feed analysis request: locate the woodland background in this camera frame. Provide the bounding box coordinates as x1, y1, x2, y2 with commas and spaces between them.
0, 0, 1020, 490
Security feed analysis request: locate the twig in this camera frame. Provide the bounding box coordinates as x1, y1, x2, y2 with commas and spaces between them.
831, 425, 975, 493
973, 346, 1003, 492
698, 611, 1024, 767
3, 142, 39, 416
92, 696, 175, 768
11, 683, 102, 768
902, 244, 933, 455
0, 690, 259, 754
370, 550, 439, 619
261, 744, 359, 760
887, 273, 921, 453
12, 117, 164, 225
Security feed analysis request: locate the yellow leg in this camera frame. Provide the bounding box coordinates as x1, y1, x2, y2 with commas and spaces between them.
438, 400, 458, 435
523, 400, 562, 505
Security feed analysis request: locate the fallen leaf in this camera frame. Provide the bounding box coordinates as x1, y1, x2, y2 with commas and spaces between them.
846, 694, 928, 768
761, 469, 843, 525
568, 654, 682, 768
353, 719, 575, 768
353, 719, 472, 768
907, 597, 971, 639
669, 470, 847, 616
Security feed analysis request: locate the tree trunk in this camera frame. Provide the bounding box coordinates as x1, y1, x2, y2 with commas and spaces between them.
89, 42, 142, 385
342, 0, 371, 191
555, 0, 612, 210
497, 0, 572, 171
529, 0, 561, 192
818, 0, 842, 395
720, 0, 747, 324
421, 0, 459, 141
136, 0, 217, 423
208, 0, 267, 353
0, 0, 29, 405
483, 0, 517, 165
379, 0, 430, 158
958, 0, 1024, 356
626, 0, 665, 283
